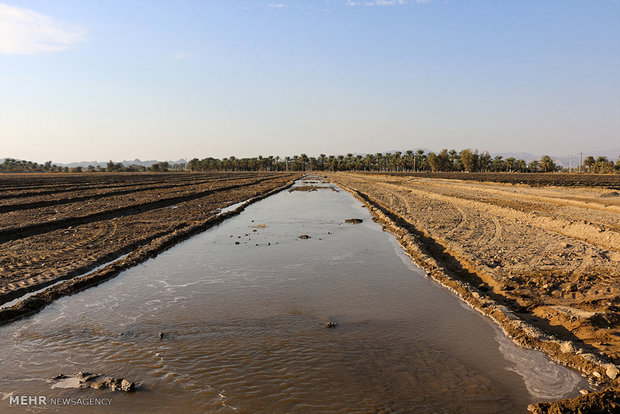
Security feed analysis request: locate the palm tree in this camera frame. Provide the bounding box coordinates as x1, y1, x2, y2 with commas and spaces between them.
355, 155, 363, 171
405, 150, 414, 171
540, 155, 557, 173
327, 155, 336, 171
365, 154, 374, 171
505, 157, 516, 173
479, 152, 491, 172
460, 149, 476, 172
594, 156, 613, 173
299, 153, 309, 171
428, 152, 439, 172
415, 149, 425, 172
448, 149, 458, 171
491, 156, 504, 172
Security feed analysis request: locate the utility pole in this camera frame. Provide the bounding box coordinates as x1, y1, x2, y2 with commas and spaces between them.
579, 150, 583, 174
569, 155, 572, 173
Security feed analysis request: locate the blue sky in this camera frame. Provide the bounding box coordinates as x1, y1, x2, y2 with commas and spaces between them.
1, 0, 619, 163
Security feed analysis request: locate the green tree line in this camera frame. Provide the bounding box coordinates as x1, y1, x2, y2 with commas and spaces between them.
2, 151, 619, 173
187, 150, 620, 173
0, 159, 185, 173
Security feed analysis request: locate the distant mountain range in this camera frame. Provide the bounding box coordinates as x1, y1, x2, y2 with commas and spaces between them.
57, 159, 188, 168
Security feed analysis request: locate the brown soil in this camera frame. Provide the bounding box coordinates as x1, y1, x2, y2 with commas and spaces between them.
0, 172, 300, 310
529, 389, 620, 413
326, 172, 620, 410
374, 171, 620, 189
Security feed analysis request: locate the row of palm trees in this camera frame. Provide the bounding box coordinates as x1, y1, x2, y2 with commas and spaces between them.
3, 151, 619, 173
583, 156, 618, 174
188, 150, 619, 173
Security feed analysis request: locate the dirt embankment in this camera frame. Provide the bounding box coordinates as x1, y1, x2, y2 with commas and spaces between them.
0, 172, 300, 311
326, 172, 620, 411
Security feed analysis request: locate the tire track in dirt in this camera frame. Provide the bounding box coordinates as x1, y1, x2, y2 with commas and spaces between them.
4, 221, 117, 287
407, 178, 620, 234
0, 173, 257, 200
0, 228, 178, 305
0, 175, 283, 243
389, 181, 620, 254
0, 178, 226, 211
414, 178, 620, 213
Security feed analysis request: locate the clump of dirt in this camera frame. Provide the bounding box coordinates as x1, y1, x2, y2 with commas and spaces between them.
289, 186, 339, 192
298, 235, 311, 239
528, 388, 620, 413
344, 218, 363, 224
50, 371, 136, 392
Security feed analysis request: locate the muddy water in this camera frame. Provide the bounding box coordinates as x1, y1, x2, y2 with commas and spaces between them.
0, 179, 586, 413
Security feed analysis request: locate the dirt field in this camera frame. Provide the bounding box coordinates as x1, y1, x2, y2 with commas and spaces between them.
378, 171, 620, 189
0, 172, 300, 307
326, 172, 620, 405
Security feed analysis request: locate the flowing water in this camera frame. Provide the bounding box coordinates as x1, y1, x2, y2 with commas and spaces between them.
0, 179, 586, 413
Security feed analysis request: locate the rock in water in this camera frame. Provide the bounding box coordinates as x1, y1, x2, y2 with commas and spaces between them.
344, 218, 363, 224
51, 372, 136, 392
606, 364, 619, 380
299, 235, 311, 239
324, 321, 337, 328
120, 379, 135, 392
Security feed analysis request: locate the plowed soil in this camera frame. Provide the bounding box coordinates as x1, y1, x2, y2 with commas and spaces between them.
0, 172, 300, 306
380, 171, 620, 189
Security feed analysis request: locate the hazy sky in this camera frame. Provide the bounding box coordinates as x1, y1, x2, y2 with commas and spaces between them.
1, 0, 619, 163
